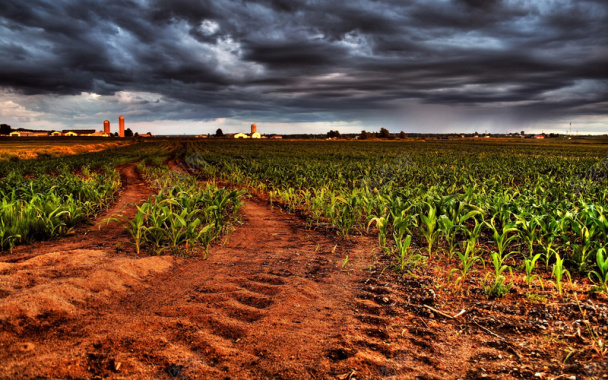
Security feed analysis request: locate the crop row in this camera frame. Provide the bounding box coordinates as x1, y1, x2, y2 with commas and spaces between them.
108, 157, 244, 256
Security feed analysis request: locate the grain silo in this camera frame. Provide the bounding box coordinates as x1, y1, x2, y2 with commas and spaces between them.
104, 120, 110, 134
119, 116, 125, 137
251, 124, 257, 134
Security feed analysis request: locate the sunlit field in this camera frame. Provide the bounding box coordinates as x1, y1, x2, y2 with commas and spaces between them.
0, 136, 134, 161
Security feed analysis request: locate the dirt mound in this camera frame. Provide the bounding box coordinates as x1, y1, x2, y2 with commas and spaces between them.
0, 249, 173, 325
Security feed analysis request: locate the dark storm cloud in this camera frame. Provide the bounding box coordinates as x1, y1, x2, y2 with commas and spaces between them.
0, 0, 607, 126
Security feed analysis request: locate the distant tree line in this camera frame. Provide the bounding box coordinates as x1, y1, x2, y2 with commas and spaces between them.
0, 124, 12, 135
328, 128, 405, 140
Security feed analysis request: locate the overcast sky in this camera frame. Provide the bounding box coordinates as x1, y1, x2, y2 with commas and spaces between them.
0, 0, 606, 135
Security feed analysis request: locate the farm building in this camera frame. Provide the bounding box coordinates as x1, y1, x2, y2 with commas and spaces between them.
9, 131, 49, 137
86, 131, 110, 137
234, 124, 262, 139
10, 131, 36, 137
62, 129, 96, 136
9, 129, 110, 137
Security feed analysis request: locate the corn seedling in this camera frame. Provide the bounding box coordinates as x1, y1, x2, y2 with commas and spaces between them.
393, 233, 414, 273
537, 216, 560, 270
515, 213, 540, 259
588, 247, 608, 292
551, 251, 571, 295
523, 253, 544, 289
437, 215, 458, 259
105, 204, 149, 255
342, 255, 349, 269
419, 201, 440, 257
483, 252, 513, 298
485, 217, 518, 259
368, 215, 389, 250
449, 240, 485, 290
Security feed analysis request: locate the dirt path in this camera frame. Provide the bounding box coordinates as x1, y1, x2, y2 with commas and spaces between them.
0, 178, 390, 379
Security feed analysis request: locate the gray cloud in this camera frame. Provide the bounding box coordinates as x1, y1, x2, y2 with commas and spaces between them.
0, 0, 606, 132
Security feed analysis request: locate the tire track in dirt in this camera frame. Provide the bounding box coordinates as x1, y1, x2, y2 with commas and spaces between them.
75, 199, 378, 379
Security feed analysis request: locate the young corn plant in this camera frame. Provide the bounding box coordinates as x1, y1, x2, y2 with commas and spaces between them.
37, 206, 71, 239
184, 218, 214, 256
368, 215, 389, 251
551, 251, 571, 296
483, 252, 513, 298
588, 247, 608, 293
464, 218, 483, 248
437, 215, 458, 259
393, 233, 417, 273
449, 240, 485, 291
105, 203, 150, 255
485, 217, 519, 259
515, 213, 540, 259
570, 218, 596, 273
419, 201, 440, 258
335, 197, 356, 236
164, 208, 192, 249
537, 215, 560, 270
392, 211, 417, 242
0, 219, 20, 252
523, 253, 544, 289
143, 205, 169, 253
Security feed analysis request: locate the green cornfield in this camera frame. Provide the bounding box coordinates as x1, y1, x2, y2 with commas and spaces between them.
2, 137, 608, 296
183, 138, 608, 295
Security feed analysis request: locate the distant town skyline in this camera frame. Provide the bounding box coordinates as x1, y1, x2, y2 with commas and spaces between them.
0, 0, 606, 135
